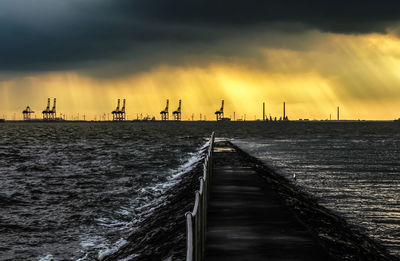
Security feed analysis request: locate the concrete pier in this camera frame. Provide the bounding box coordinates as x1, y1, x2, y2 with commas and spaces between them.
205, 139, 334, 261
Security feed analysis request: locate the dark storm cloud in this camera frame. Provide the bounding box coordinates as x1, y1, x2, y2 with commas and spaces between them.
1, 0, 400, 73
133, 0, 399, 32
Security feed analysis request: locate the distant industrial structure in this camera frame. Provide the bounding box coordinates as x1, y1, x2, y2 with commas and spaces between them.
7, 97, 366, 123
160, 99, 169, 121
173, 100, 182, 121
42, 98, 57, 120
262, 101, 288, 121
283, 102, 286, 120
22, 106, 34, 121
15, 98, 292, 122
111, 99, 126, 121
215, 100, 231, 121
215, 100, 224, 121
283, 102, 288, 121
263, 102, 266, 121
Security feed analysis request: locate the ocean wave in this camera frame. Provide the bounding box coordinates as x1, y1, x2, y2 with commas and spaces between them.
91, 140, 209, 260
98, 239, 128, 260
0, 193, 27, 207
0, 123, 213, 261
232, 136, 400, 257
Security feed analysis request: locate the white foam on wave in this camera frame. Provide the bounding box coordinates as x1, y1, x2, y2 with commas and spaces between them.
98, 238, 128, 260
38, 254, 55, 261
116, 207, 131, 217
35, 139, 210, 261
93, 139, 210, 260
99, 139, 209, 226
96, 217, 130, 228
79, 235, 108, 249
118, 253, 141, 261
75, 253, 88, 261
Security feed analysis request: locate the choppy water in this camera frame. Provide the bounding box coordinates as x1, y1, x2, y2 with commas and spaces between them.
233, 131, 400, 257
0, 123, 211, 260
1, 121, 400, 260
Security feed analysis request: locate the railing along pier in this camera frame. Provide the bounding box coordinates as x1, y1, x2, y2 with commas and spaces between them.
185, 132, 215, 261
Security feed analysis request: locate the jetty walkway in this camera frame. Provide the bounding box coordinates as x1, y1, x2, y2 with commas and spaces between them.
204, 139, 333, 261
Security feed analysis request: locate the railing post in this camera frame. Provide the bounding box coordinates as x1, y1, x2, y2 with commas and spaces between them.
195, 209, 200, 261
185, 132, 215, 261
194, 191, 200, 261
199, 177, 205, 261
185, 212, 193, 261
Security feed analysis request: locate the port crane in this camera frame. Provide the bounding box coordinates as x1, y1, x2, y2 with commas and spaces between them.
49, 98, 56, 120
160, 99, 169, 121
173, 100, 182, 121
215, 100, 224, 121
121, 99, 126, 120
112, 99, 120, 121
42, 98, 57, 120
42, 98, 50, 120
22, 106, 34, 121
112, 99, 126, 121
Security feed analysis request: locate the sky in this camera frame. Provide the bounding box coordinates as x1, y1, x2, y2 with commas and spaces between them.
1, 1, 400, 120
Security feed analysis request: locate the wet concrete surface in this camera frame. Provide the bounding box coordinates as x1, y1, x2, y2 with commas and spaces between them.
205, 140, 334, 261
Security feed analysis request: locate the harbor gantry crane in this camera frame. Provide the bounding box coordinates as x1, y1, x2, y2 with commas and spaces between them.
42, 98, 57, 121
160, 99, 169, 121
22, 106, 34, 121
120, 99, 126, 121
111, 99, 126, 121
42, 98, 51, 120
172, 100, 182, 121
112, 99, 120, 121
49, 98, 56, 120
215, 100, 224, 121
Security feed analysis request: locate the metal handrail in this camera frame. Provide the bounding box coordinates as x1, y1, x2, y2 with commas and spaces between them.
185, 132, 215, 261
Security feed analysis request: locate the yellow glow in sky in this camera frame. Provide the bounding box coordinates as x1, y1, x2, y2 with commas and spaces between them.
1, 31, 400, 120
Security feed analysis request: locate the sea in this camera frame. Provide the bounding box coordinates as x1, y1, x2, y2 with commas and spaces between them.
0, 121, 399, 260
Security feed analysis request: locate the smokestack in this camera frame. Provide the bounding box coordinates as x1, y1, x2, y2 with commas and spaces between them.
263, 102, 265, 121
283, 102, 286, 120
337, 106, 339, 121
